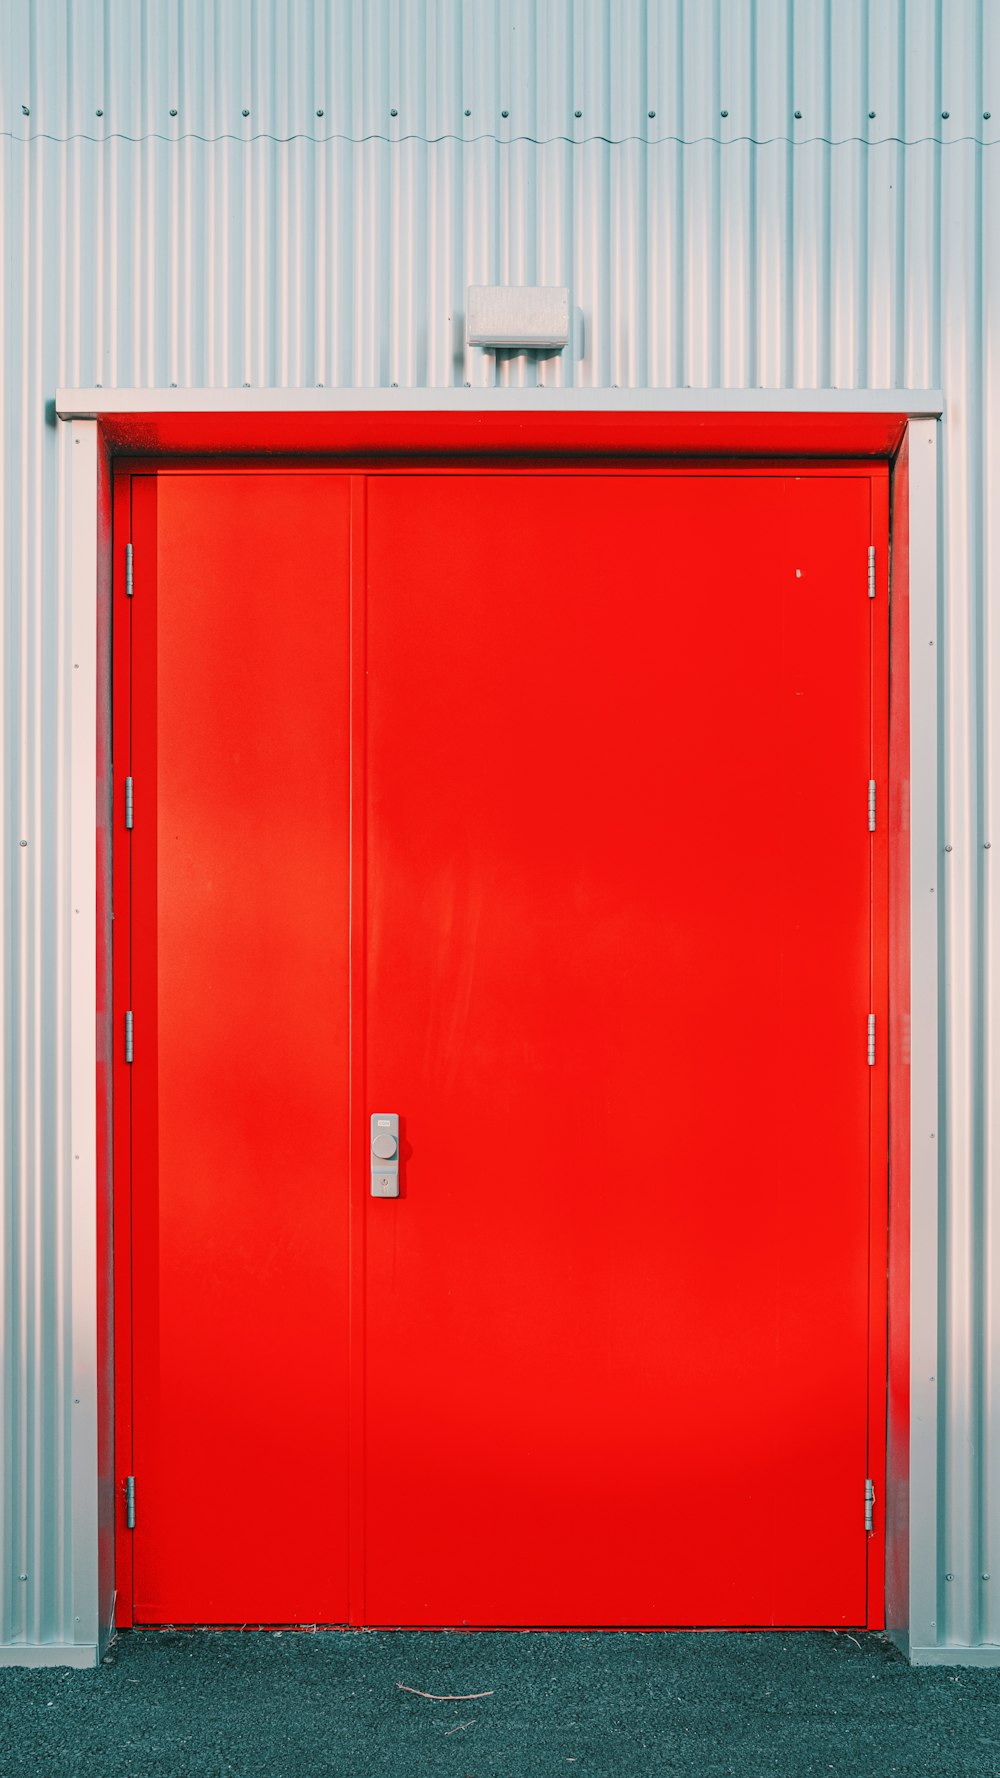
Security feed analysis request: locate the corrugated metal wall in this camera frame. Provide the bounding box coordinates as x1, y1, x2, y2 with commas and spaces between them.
2, 0, 999, 1659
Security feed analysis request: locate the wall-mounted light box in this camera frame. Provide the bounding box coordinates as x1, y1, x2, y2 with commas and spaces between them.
466, 286, 570, 349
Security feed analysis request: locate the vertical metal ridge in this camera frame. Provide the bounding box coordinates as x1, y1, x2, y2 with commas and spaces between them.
979, 5, 1000, 1642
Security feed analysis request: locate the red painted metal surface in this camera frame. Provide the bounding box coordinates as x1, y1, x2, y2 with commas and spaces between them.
867, 468, 891, 1633
885, 439, 912, 1634
363, 469, 887, 1627
124, 473, 353, 1624
116, 457, 888, 1628
111, 472, 135, 1621
95, 408, 911, 459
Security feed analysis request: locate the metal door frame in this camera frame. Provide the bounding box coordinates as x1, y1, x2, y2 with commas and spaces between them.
48, 386, 942, 1667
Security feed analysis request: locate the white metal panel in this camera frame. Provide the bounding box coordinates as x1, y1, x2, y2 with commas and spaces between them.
3, 0, 1000, 1660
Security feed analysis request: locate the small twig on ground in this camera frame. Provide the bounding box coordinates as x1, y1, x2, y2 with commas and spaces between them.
396, 1683, 494, 1701
444, 1720, 477, 1735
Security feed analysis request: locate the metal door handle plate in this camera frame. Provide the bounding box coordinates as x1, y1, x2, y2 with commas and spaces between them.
371, 1113, 400, 1197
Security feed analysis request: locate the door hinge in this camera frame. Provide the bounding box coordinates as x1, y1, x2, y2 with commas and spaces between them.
124, 1475, 136, 1530
867, 544, 876, 598
125, 776, 134, 830
867, 1013, 876, 1066
125, 1010, 134, 1064
868, 780, 876, 832
865, 1477, 875, 1535
125, 542, 133, 597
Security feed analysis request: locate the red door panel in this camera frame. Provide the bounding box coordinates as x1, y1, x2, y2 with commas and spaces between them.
128, 473, 352, 1624
363, 471, 880, 1626
119, 461, 886, 1631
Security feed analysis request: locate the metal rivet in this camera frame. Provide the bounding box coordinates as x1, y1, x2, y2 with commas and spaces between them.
21, 104, 29, 116
19, 841, 27, 848
316, 109, 324, 117
945, 844, 953, 852
170, 381, 177, 388
983, 1574, 991, 1581
985, 113, 992, 121
648, 110, 656, 118
869, 110, 876, 119
794, 109, 803, 119
242, 108, 250, 118
169, 108, 177, 117
464, 108, 471, 117
985, 842, 992, 850
18, 1575, 27, 1582
941, 111, 950, 120
74, 1397, 80, 1405
574, 109, 582, 118
945, 1572, 954, 1581
390, 108, 398, 117
243, 381, 250, 387
96, 108, 104, 117
501, 109, 509, 118
390, 381, 398, 388
720, 109, 729, 118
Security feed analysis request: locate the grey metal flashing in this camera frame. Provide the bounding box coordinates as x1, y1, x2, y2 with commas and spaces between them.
902, 420, 943, 1660
0, 1645, 99, 1670
910, 1646, 1000, 1668
55, 387, 945, 420
51, 396, 955, 1660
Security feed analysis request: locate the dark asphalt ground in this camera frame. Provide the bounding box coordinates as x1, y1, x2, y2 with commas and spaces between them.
1, 1629, 999, 1778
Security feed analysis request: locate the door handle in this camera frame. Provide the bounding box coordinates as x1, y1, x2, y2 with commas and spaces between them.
371, 1113, 400, 1197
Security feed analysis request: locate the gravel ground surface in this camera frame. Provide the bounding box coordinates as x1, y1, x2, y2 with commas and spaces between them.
1, 1628, 999, 1778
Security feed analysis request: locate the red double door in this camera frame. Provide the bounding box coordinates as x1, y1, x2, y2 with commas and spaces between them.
114, 463, 888, 1630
